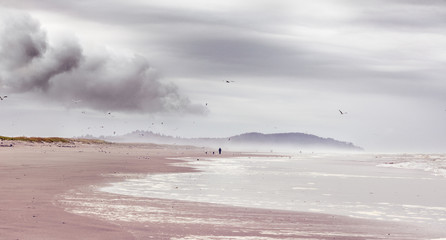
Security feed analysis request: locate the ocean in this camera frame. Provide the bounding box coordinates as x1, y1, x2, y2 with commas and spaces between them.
100, 153, 446, 235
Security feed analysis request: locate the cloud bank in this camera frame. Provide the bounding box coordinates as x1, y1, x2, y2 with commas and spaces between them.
0, 11, 204, 114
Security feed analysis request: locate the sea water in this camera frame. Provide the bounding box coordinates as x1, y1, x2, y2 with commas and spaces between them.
101, 153, 446, 233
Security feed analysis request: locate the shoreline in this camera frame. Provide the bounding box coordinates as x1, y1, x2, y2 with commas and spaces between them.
0, 141, 205, 240
0, 142, 441, 239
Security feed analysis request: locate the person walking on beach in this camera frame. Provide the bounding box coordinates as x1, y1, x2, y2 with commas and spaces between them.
218, 148, 222, 154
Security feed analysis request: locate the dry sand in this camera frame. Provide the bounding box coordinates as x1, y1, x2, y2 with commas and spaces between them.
0, 141, 438, 239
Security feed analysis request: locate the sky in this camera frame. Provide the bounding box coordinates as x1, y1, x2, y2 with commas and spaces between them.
0, 0, 446, 152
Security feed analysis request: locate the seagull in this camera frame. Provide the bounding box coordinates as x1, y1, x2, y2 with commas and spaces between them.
339, 110, 348, 115
72, 99, 81, 104
0, 96, 7, 100
225, 80, 235, 83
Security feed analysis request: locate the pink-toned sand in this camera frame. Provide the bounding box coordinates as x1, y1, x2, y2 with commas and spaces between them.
0, 142, 437, 239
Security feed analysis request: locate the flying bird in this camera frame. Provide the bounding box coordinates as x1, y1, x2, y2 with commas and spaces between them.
0, 96, 7, 100
339, 110, 348, 115
225, 80, 235, 83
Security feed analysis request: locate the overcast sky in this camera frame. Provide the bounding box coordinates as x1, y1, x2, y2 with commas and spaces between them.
1, 0, 446, 152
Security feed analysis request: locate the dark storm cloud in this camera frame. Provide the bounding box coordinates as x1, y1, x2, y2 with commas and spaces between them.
0, 13, 47, 69
0, 12, 204, 114
50, 54, 201, 113
2, 0, 351, 79
8, 39, 82, 92
2, 0, 446, 100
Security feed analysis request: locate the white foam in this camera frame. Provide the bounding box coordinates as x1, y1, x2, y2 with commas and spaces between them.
172, 236, 294, 240
96, 154, 446, 234
291, 187, 317, 190
402, 204, 446, 212
377, 155, 446, 178
301, 171, 414, 179
353, 210, 385, 217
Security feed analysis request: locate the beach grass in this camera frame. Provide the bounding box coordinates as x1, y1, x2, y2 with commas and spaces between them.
0, 136, 108, 144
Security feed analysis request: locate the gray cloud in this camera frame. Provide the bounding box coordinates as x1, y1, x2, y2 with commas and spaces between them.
345, 0, 446, 31
8, 40, 82, 92
3, 1, 446, 102
0, 12, 47, 69
1, 1, 446, 151
51, 54, 202, 113
0, 11, 204, 114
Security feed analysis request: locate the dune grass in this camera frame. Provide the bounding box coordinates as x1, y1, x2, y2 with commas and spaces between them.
0, 136, 108, 144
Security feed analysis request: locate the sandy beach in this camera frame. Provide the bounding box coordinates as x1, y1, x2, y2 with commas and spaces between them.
0, 142, 441, 240
3, 1, 446, 239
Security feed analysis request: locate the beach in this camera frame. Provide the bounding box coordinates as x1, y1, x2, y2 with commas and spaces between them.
1, 142, 444, 239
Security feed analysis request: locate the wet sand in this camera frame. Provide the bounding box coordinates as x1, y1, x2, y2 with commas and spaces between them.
0, 142, 440, 239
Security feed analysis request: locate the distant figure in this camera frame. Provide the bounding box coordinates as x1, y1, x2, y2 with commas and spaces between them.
218, 148, 222, 154
212, 152, 215, 155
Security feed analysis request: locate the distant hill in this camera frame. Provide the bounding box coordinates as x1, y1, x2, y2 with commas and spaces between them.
228, 132, 362, 151
92, 131, 363, 152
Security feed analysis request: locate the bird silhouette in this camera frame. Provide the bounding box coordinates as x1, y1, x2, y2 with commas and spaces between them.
0, 96, 7, 100
339, 110, 348, 115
